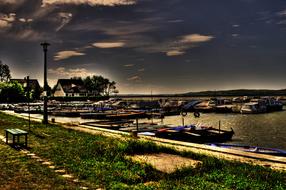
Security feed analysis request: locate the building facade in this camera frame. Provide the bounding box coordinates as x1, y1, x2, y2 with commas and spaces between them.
53, 79, 88, 97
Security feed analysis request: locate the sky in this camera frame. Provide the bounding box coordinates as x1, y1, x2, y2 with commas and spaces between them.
1, 0, 286, 94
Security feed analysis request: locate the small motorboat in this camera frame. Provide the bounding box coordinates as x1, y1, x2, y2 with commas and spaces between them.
81, 120, 133, 130
209, 143, 286, 157
106, 111, 147, 120
80, 112, 111, 119
240, 101, 267, 114
119, 122, 168, 133
155, 125, 234, 143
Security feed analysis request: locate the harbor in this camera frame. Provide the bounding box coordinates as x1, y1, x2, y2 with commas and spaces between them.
2, 96, 286, 151
2, 1, 286, 188
1, 111, 285, 189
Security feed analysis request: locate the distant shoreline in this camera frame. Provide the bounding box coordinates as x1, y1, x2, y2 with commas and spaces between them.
115, 89, 286, 98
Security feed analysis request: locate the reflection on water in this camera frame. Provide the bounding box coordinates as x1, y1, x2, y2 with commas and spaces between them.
17, 108, 286, 150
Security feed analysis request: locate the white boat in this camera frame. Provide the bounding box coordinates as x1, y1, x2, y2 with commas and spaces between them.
240, 102, 267, 114
210, 143, 286, 157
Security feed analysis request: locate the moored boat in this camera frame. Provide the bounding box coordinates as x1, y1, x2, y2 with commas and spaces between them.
80, 112, 111, 119
209, 143, 286, 157
240, 102, 267, 114
193, 101, 214, 113
106, 111, 147, 120
263, 98, 283, 112
181, 100, 201, 112
119, 122, 168, 133
81, 120, 133, 130
215, 105, 234, 113
155, 125, 234, 143
50, 109, 91, 117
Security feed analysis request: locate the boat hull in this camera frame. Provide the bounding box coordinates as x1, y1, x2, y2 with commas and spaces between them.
210, 143, 286, 157
155, 127, 234, 143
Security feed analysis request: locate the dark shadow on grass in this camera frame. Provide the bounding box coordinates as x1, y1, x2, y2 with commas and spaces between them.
8, 144, 31, 151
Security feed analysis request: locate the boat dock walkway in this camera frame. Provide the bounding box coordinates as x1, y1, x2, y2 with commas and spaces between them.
2, 111, 286, 171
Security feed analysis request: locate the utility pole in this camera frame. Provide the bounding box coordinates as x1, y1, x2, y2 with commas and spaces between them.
41, 42, 50, 124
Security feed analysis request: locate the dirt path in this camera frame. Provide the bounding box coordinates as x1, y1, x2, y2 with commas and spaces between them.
126, 153, 202, 173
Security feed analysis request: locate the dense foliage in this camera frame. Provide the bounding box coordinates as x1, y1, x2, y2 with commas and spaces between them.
83, 75, 117, 96
0, 81, 26, 102
67, 75, 117, 96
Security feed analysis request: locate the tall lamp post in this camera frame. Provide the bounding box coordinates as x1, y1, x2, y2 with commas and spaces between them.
41, 42, 50, 124
24, 76, 31, 131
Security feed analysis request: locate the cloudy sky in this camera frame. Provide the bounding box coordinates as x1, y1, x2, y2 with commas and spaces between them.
1, 0, 286, 94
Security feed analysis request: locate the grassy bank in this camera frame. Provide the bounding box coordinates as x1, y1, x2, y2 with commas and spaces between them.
0, 112, 285, 189
0, 143, 80, 189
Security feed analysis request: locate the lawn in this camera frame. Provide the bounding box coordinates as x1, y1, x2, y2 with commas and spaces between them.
0, 112, 285, 189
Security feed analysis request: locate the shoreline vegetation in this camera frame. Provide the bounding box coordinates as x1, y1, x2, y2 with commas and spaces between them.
0, 112, 285, 189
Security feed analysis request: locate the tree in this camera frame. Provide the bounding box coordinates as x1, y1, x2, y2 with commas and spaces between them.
0, 60, 11, 82
71, 77, 82, 80
0, 81, 25, 103
83, 75, 118, 96
106, 80, 117, 96
29, 85, 43, 100
113, 89, 119, 96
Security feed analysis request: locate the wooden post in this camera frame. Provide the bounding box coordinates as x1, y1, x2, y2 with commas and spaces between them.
136, 118, 139, 131
25, 134, 28, 147
219, 120, 221, 134
6, 131, 8, 144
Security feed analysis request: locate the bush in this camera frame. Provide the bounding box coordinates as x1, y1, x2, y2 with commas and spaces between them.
0, 81, 26, 103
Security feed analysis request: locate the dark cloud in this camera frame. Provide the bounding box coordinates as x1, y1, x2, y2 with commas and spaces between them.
1, 0, 286, 93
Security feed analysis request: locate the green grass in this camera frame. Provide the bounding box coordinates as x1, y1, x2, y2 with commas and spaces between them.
0, 112, 285, 189
0, 144, 81, 189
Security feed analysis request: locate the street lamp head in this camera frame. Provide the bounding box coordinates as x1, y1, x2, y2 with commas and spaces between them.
41, 42, 50, 51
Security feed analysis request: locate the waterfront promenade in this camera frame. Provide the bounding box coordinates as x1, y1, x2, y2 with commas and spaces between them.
1, 111, 285, 189
3, 110, 286, 171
